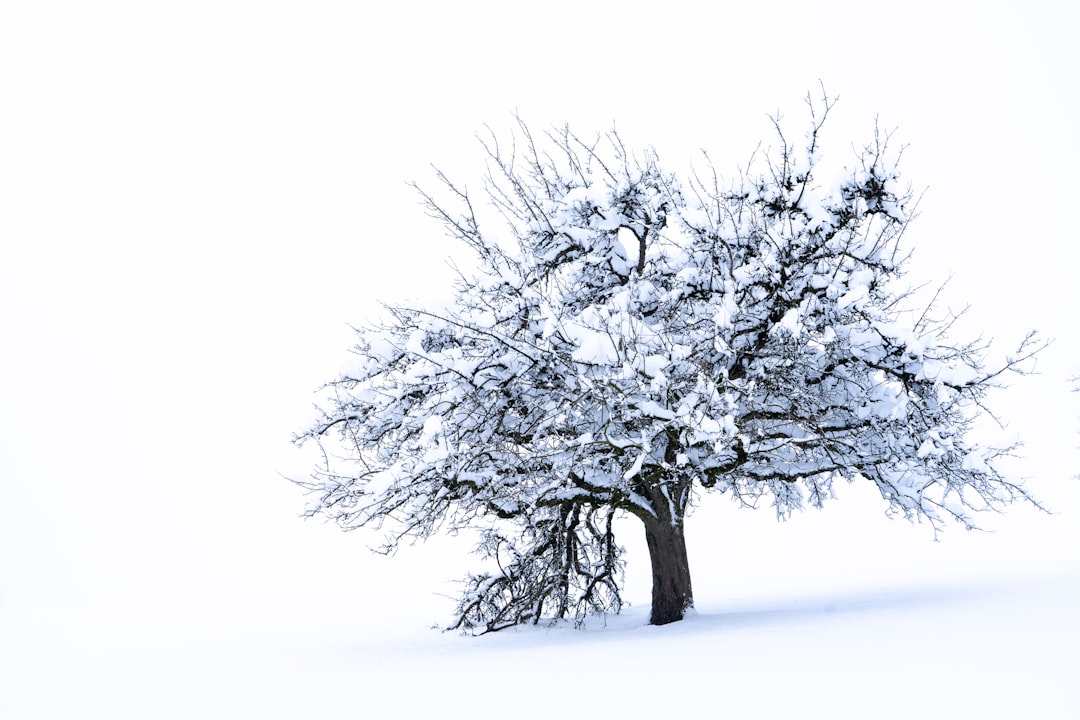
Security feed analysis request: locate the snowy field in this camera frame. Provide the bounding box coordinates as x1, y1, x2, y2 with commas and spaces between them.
6, 582, 1080, 718
4, 477, 1078, 718
2, 2, 1079, 718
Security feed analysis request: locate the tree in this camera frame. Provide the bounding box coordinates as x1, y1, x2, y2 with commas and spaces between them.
294, 94, 1044, 632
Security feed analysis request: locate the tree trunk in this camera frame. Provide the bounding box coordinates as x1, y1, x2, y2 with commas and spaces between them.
642, 516, 693, 625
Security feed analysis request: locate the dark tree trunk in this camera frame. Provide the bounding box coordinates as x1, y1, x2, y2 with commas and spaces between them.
642, 516, 693, 625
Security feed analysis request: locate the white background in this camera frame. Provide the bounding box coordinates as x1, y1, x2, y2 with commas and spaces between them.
2, 2, 1078, 716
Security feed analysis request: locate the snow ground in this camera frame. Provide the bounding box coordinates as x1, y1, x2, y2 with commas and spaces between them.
4, 480, 1078, 719
3, 572, 1076, 718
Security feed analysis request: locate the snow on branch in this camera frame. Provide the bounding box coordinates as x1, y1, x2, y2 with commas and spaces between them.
294, 92, 1046, 631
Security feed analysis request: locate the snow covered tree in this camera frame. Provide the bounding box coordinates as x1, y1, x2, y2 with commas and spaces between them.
294, 94, 1044, 632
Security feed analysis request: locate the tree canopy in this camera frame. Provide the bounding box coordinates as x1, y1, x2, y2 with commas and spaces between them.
294, 94, 1044, 632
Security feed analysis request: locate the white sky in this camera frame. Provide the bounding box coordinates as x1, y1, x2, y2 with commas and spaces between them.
1, 0, 1078, 619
